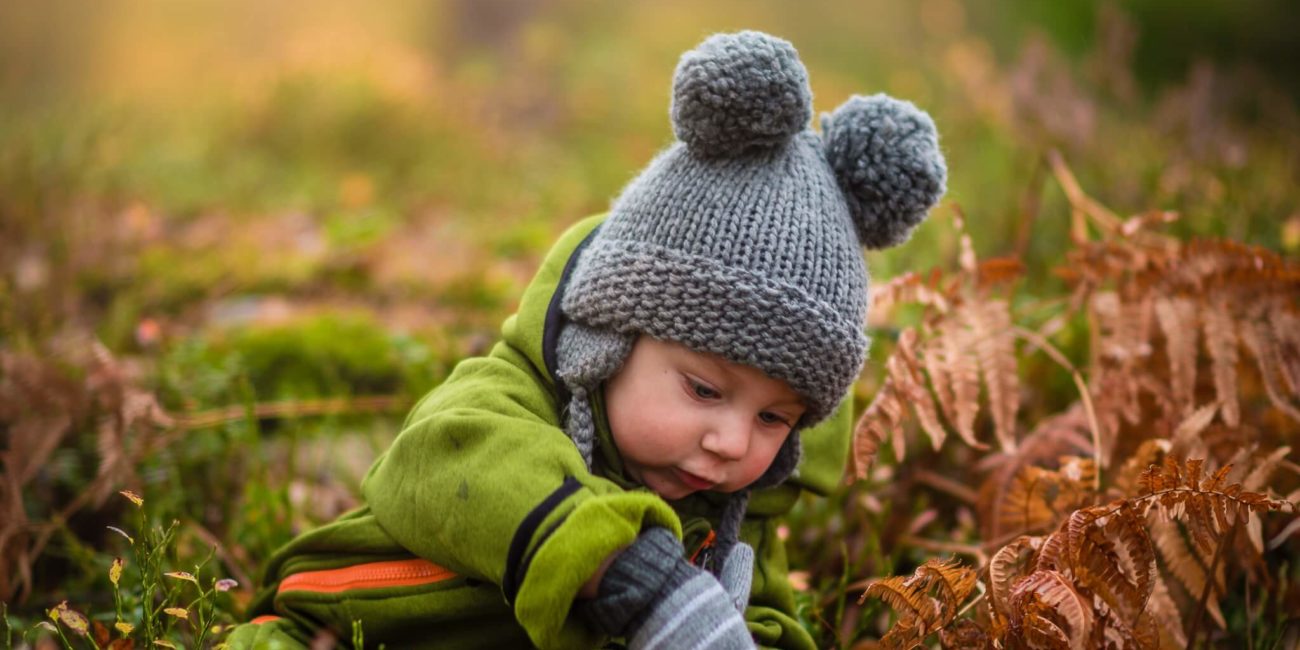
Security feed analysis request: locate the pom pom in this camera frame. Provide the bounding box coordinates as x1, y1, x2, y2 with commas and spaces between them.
671, 31, 812, 158
822, 94, 947, 249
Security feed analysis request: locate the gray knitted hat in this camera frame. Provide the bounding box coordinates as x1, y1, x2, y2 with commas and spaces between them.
555, 30, 945, 566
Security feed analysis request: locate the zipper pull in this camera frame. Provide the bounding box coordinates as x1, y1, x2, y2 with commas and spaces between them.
689, 529, 717, 568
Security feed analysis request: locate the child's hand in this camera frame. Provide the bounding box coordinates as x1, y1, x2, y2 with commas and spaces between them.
718, 541, 755, 613
582, 527, 755, 649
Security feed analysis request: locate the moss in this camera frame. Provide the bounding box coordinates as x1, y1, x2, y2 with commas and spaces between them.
161, 312, 448, 406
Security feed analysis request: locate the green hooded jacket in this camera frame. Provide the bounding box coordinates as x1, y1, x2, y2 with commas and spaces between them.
228, 215, 852, 649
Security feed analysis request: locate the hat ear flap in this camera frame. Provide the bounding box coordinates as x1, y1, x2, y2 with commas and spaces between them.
821, 94, 947, 249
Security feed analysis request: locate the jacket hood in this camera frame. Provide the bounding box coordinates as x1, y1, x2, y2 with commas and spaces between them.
505, 215, 852, 501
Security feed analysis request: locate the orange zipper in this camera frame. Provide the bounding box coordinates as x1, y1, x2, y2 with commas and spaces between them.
690, 530, 717, 565
278, 558, 457, 595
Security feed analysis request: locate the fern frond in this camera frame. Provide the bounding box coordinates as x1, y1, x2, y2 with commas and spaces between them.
1155, 295, 1199, 416
1063, 507, 1149, 626
871, 270, 951, 316
996, 466, 1061, 538
931, 315, 982, 449
1240, 314, 1300, 422
1202, 293, 1240, 427
859, 573, 933, 618
1242, 445, 1291, 495
851, 376, 905, 479
860, 558, 980, 647
894, 328, 948, 451
1168, 403, 1217, 460
1144, 573, 1188, 648
1271, 306, 1300, 397
988, 536, 1042, 617
1035, 527, 1068, 573
966, 299, 1020, 452
1100, 503, 1157, 622
1008, 570, 1093, 649
1119, 438, 1169, 496
914, 559, 979, 627
1150, 517, 1227, 629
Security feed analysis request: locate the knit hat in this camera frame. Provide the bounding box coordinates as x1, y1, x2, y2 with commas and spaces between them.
555, 30, 946, 567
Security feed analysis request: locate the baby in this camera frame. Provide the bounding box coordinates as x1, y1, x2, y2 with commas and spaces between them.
228, 30, 945, 650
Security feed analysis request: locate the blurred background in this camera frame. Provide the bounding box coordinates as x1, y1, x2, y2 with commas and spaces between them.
2, 0, 1298, 643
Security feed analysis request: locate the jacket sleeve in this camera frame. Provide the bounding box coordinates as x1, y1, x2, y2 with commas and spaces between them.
361, 340, 680, 650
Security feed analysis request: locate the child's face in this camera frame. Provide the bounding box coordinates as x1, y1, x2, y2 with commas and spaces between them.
603, 336, 806, 500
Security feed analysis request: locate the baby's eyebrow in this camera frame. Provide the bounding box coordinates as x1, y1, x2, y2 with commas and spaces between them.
681, 350, 731, 381
768, 397, 806, 411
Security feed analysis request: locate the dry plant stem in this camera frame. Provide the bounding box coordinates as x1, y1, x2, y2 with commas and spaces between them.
896, 535, 986, 563
1187, 518, 1240, 649
1280, 458, 1300, 477
914, 468, 979, 505
1048, 149, 1122, 239
1245, 571, 1253, 650
1014, 154, 1047, 259
174, 395, 409, 430
955, 580, 986, 619
1011, 325, 1104, 487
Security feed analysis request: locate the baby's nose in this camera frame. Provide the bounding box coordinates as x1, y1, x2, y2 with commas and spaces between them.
702, 417, 751, 461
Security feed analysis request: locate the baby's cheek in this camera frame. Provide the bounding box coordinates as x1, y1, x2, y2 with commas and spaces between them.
740, 435, 789, 483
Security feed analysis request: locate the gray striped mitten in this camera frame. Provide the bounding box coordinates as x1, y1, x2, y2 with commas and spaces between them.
581, 527, 755, 650
718, 541, 755, 614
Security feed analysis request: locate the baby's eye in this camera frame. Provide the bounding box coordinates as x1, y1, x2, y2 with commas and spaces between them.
687, 378, 720, 400
758, 412, 791, 427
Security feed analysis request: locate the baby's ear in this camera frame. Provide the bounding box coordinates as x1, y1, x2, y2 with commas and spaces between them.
821, 94, 947, 249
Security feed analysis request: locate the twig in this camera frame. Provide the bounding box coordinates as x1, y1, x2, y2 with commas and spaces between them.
1187, 518, 1240, 648
172, 395, 409, 430
896, 535, 986, 565
1246, 570, 1253, 650
1048, 149, 1123, 239
1011, 326, 1104, 489
955, 580, 986, 619
1014, 154, 1047, 259
914, 469, 979, 505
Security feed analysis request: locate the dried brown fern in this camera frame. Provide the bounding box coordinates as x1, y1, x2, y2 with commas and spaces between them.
857, 557, 980, 649
849, 154, 1299, 647
0, 338, 176, 603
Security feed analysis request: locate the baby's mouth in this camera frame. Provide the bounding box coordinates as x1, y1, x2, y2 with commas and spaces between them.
673, 467, 717, 491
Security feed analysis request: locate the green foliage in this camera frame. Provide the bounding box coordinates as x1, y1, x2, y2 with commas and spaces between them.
18, 491, 240, 649
160, 313, 443, 407
2, 1, 1299, 646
